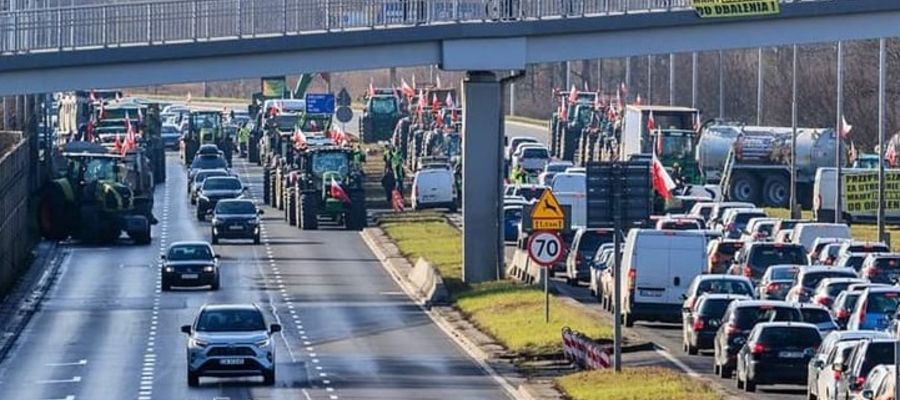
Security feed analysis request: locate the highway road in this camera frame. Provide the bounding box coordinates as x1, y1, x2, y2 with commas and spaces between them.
0, 153, 512, 400
503, 118, 805, 400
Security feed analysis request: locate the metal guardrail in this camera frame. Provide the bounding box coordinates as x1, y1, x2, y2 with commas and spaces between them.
0, 0, 830, 55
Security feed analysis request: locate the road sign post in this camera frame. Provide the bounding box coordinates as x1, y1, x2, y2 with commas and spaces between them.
527, 191, 566, 324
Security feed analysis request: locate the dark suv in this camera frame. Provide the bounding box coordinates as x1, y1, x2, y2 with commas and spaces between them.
564, 228, 614, 285
211, 200, 263, 244
161, 241, 219, 290
729, 242, 808, 282
735, 322, 821, 392
197, 177, 245, 221
683, 294, 749, 355
713, 300, 801, 379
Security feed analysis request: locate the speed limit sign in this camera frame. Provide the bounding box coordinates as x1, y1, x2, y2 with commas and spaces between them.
527, 231, 565, 266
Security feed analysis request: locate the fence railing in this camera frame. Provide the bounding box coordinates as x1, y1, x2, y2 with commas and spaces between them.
0, 0, 834, 56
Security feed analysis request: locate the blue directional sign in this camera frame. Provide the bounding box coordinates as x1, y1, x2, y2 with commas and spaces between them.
305, 93, 335, 114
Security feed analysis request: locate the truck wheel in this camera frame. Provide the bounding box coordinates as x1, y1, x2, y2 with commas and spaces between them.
133, 226, 151, 245
762, 175, 789, 208
299, 193, 319, 231
728, 172, 759, 204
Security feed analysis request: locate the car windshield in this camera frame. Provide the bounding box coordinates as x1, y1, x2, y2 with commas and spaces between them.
81, 158, 119, 182
311, 152, 350, 177
848, 244, 890, 253
271, 114, 299, 130
168, 244, 213, 261
749, 246, 807, 269
802, 271, 856, 289
836, 293, 861, 313
547, 164, 571, 173
801, 309, 833, 324
216, 201, 256, 215
196, 309, 266, 332
203, 178, 241, 191
873, 257, 900, 270
191, 156, 227, 170
659, 131, 694, 159
370, 97, 397, 114
758, 327, 821, 347
697, 279, 753, 296
768, 266, 799, 281
734, 306, 800, 328
860, 343, 895, 377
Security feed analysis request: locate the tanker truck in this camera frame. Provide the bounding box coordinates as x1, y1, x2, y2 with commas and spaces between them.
697, 121, 843, 208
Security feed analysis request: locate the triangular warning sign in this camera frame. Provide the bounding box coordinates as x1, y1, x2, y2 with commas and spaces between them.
532, 190, 565, 220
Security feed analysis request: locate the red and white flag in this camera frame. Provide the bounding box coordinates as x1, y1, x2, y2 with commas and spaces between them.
330, 178, 352, 204
435, 75, 442, 88
568, 85, 578, 104
559, 97, 568, 121
887, 144, 897, 167
620, 82, 628, 97
89, 89, 97, 103
431, 94, 440, 113
646, 110, 656, 132
416, 89, 425, 115
651, 153, 676, 200
401, 78, 415, 98
840, 115, 853, 139
693, 112, 702, 133
368, 78, 376, 98
186, 92, 192, 105
635, 94, 643, 106
123, 112, 137, 155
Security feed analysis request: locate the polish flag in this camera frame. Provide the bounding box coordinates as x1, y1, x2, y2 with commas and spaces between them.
416, 89, 425, 115
431, 94, 440, 113
330, 178, 352, 204
840, 115, 853, 139
368, 78, 376, 98
113, 134, 123, 154
693, 112, 702, 133
435, 75, 442, 89
646, 111, 656, 132
445, 93, 455, 109
568, 85, 578, 104
89, 89, 97, 103
651, 153, 676, 200
559, 97, 568, 121
887, 144, 897, 167
401, 78, 415, 98
620, 82, 628, 96
123, 112, 137, 154
635, 94, 643, 106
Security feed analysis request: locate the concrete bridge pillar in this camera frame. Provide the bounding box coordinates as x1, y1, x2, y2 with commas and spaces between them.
461, 71, 503, 283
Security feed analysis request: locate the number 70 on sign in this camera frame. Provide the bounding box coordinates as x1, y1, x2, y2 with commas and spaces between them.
527, 231, 566, 267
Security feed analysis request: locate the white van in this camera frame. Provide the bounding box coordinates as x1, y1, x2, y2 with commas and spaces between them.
814, 167, 900, 224
552, 173, 587, 229
620, 229, 707, 327
791, 222, 851, 253
411, 167, 457, 212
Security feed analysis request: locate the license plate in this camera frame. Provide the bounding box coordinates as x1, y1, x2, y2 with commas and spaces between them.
228, 225, 243, 230
779, 351, 803, 359
219, 358, 244, 365
639, 289, 663, 297
181, 274, 199, 279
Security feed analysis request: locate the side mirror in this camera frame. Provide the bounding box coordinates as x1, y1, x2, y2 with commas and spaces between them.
270, 324, 282, 334
160, 254, 167, 260
257, 209, 265, 215
832, 362, 844, 372
813, 359, 825, 369
861, 389, 874, 400
214, 254, 220, 259
681, 293, 688, 300
242, 186, 249, 192
180, 325, 192, 334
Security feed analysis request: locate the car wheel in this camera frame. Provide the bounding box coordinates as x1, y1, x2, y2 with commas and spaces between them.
196, 209, 205, 222
187, 371, 200, 387
211, 232, 218, 245
744, 374, 756, 392
210, 275, 220, 291
623, 313, 634, 328
736, 366, 745, 390
687, 342, 698, 355
807, 391, 818, 400
263, 368, 275, 386
713, 362, 721, 377
721, 364, 733, 379
254, 233, 261, 245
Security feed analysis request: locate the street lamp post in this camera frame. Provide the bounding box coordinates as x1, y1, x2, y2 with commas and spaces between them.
835, 41, 844, 224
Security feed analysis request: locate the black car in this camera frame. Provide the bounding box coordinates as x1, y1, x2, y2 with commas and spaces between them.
713, 300, 801, 379
211, 199, 262, 244
683, 294, 750, 355
161, 241, 219, 290
735, 322, 821, 392
188, 152, 228, 189
197, 177, 245, 221
729, 242, 809, 282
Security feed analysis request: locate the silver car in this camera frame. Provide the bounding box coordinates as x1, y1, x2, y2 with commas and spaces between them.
181, 304, 281, 386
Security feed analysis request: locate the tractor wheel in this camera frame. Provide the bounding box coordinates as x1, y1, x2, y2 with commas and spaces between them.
132, 225, 152, 245
286, 189, 298, 226
346, 191, 367, 231
299, 193, 319, 231
38, 183, 74, 241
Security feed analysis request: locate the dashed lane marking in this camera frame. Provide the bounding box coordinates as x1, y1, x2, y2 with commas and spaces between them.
45, 359, 87, 367
36, 376, 81, 384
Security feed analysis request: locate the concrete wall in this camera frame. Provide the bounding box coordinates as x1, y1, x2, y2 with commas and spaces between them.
0, 131, 35, 295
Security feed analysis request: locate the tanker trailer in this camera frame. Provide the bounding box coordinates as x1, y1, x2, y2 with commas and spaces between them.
697, 122, 844, 208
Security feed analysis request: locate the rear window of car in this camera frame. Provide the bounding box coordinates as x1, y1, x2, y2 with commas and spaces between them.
802, 271, 857, 289
859, 342, 895, 377
865, 291, 900, 314
800, 308, 833, 324
661, 220, 701, 230
824, 281, 855, 297
873, 257, 900, 270
714, 241, 744, 256
578, 231, 614, 254
734, 306, 801, 329
196, 170, 228, 182
839, 255, 867, 271
848, 244, 890, 253
835, 293, 861, 313
696, 279, 753, 297
769, 266, 800, 281
203, 177, 242, 191
522, 148, 549, 158
698, 298, 735, 318
191, 155, 227, 170
749, 245, 808, 268
516, 188, 547, 202
734, 212, 767, 225
758, 327, 822, 347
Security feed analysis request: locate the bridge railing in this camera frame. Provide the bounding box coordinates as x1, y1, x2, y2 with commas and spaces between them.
0, 0, 817, 55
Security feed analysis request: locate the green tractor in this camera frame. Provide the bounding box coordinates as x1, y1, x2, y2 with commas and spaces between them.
183, 110, 224, 165
360, 93, 401, 144
38, 142, 154, 244
293, 147, 367, 231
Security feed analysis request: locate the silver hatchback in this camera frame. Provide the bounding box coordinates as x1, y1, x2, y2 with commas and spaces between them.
181, 304, 281, 386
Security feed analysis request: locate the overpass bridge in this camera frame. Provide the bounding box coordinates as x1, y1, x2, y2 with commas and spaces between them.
2, 0, 900, 282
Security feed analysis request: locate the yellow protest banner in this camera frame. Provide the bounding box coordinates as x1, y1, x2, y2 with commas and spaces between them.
692, 0, 780, 18
843, 171, 900, 215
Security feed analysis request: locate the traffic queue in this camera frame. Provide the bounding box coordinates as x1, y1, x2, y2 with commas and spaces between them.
502, 143, 900, 398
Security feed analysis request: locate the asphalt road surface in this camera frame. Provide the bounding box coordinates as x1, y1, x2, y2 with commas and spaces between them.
0, 153, 512, 400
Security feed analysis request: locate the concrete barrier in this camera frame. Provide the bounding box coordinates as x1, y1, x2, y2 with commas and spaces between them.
408, 257, 450, 306
0, 132, 35, 296
506, 248, 546, 286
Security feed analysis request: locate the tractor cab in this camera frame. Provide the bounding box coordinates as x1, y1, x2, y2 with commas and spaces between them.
183, 111, 224, 164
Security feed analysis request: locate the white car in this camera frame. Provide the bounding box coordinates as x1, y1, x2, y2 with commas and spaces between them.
807, 331, 890, 400
411, 166, 457, 212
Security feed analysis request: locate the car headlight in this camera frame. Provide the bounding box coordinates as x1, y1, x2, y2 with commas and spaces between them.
255, 338, 271, 347
189, 338, 208, 348
164, 266, 174, 273
211, 218, 219, 225
203, 266, 215, 273
248, 218, 259, 225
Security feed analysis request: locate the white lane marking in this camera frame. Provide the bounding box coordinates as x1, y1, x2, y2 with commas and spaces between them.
302, 389, 313, 400
654, 348, 701, 378
42, 396, 75, 400
45, 359, 87, 367
36, 376, 81, 384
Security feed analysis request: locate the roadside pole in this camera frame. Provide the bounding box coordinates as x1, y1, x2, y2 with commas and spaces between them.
544, 267, 549, 323
878, 38, 887, 244
790, 44, 800, 219
756, 48, 763, 126
613, 219, 622, 372
526, 192, 566, 325
835, 41, 844, 224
